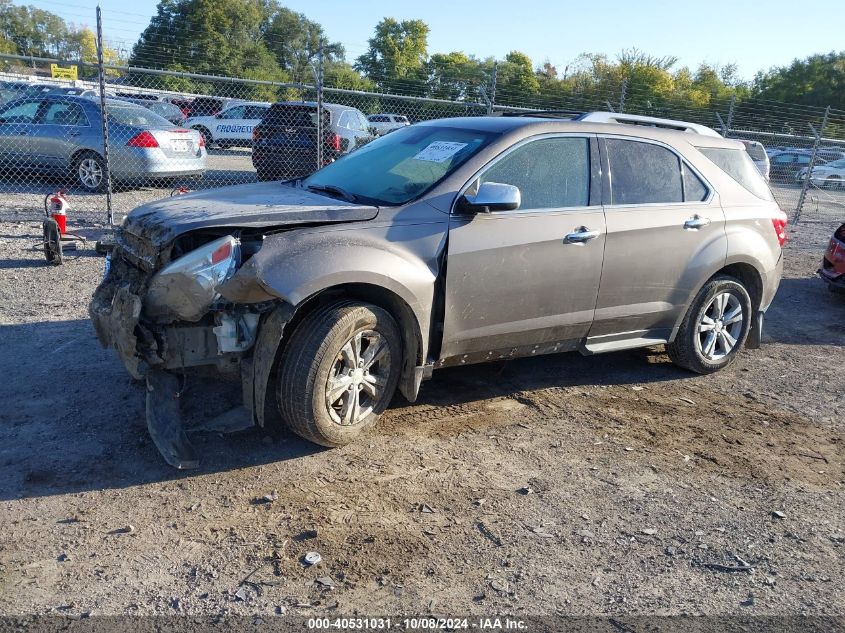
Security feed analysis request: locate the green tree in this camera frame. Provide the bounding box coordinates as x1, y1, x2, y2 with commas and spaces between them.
0, 0, 70, 57
426, 51, 489, 101
495, 51, 539, 106
355, 17, 429, 93
324, 60, 375, 91
130, 0, 284, 95
753, 52, 845, 109
263, 6, 343, 84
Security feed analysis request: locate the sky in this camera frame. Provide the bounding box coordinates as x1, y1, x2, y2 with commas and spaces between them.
26, 0, 845, 80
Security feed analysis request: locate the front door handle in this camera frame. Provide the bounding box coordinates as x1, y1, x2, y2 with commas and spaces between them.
684, 215, 711, 230
564, 226, 601, 244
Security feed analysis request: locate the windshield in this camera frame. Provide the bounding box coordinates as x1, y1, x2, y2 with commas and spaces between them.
822, 158, 845, 169
302, 124, 499, 205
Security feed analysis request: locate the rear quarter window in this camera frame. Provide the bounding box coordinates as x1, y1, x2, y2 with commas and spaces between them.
698, 147, 774, 201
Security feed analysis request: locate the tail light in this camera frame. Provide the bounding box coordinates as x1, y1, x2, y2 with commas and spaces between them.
198, 133, 205, 149
772, 210, 788, 248
326, 132, 341, 152
126, 131, 159, 148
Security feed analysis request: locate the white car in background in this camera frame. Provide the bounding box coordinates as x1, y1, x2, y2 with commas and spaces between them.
739, 139, 770, 181
187, 101, 270, 149
798, 157, 845, 189
366, 113, 410, 135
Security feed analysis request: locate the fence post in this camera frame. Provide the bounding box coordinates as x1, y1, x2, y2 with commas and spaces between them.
315, 41, 324, 171
488, 62, 497, 115
794, 105, 831, 224
618, 77, 628, 113
725, 94, 736, 137
95, 5, 113, 225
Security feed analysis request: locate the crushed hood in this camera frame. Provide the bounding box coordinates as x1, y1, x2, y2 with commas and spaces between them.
122, 181, 380, 247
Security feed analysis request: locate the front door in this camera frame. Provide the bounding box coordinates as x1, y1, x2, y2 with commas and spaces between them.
0, 99, 42, 169
441, 135, 606, 360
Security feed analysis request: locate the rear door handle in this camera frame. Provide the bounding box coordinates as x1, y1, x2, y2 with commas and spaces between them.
684, 215, 711, 229
564, 227, 601, 244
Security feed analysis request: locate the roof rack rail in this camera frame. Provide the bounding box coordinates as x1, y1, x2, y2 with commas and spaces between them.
499, 109, 584, 120
576, 112, 722, 137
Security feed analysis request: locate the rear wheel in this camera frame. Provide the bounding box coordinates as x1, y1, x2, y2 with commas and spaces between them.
277, 302, 402, 447
667, 276, 752, 374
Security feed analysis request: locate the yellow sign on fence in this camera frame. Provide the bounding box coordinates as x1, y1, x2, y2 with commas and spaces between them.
50, 64, 78, 81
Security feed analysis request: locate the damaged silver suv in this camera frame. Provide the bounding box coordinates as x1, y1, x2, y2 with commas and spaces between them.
91, 111, 786, 468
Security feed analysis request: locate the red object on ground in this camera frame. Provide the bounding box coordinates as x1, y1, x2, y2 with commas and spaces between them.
49, 192, 69, 234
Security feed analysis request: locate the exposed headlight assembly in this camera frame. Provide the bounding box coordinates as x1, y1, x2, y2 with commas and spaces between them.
145, 235, 241, 322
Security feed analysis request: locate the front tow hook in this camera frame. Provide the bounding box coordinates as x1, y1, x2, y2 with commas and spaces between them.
146, 368, 199, 469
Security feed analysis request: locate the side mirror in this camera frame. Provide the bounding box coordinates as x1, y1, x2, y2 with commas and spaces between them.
457, 182, 521, 214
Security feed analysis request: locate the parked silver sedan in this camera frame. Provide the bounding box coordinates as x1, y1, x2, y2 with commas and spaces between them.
0, 95, 206, 191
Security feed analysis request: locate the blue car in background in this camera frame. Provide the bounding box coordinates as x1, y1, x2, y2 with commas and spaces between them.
0, 94, 206, 191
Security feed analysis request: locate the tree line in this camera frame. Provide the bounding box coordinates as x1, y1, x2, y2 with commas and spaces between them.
2, 0, 844, 117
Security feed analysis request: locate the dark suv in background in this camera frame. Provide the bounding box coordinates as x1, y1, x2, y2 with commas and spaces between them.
251, 101, 374, 180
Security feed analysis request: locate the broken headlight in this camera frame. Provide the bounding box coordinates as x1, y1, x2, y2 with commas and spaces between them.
145, 235, 241, 322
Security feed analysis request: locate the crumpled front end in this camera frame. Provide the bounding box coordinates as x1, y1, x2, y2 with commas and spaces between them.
89, 227, 285, 469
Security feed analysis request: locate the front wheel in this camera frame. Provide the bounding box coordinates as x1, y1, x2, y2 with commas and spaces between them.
667, 276, 752, 374
277, 302, 402, 447
74, 152, 106, 192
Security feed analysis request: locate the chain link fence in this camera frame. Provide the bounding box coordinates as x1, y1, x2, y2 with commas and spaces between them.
2, 44, 845, 226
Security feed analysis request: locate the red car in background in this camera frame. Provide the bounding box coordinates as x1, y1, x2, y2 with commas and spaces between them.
820, 223, 845, 294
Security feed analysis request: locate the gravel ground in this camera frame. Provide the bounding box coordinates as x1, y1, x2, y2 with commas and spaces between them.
0, 193, 843, 621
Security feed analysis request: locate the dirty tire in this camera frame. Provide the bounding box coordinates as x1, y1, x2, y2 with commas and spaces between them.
667, 275, 752, 374
277, 302, 401, 447
42, 219, 62, 265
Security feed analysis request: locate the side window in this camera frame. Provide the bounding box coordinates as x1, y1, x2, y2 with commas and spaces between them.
245, 106, 267, 119
772, 154, 793, 164
480, 137, 590, 210
41, 102, 87, 126
0, 100, 41, 123
219, 106, 245, 120
337, 111, 353, 129
683, 166, 708, 202
606, 139, 683, 205
795, 155, 811, 165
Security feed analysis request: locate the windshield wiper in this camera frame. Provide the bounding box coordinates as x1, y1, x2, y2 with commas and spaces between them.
306, 184, 358, 203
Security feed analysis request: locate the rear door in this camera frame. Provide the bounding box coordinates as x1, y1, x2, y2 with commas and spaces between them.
586, 136, 726, 348
441, 134, 606, 359
0, 99, 42, 169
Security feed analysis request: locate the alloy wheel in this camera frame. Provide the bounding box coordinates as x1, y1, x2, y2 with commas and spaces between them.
696, 292, 744, 361
325, 329, 391, 426
78, 157, 103, 189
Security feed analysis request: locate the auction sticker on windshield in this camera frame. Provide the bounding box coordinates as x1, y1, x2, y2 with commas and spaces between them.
412, 141, 468, 163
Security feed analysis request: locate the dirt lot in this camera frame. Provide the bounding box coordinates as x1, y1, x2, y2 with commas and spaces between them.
0, 202, 843, 621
